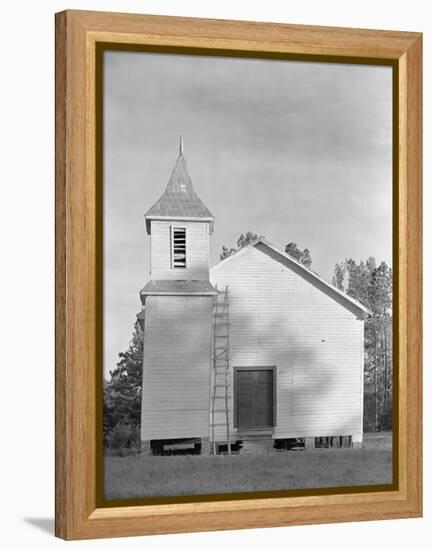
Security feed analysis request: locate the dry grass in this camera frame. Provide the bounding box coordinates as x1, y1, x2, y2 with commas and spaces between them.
104, 432, 392, 500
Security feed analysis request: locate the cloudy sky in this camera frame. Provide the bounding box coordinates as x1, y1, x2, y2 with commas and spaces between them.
103, 50, 392, 375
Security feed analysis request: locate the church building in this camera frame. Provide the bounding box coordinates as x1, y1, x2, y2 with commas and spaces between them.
140, 141, 370, 455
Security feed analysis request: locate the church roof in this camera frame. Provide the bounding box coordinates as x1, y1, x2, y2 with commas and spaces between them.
145, 140, 214, 234
140, 280, 217, 301
211, 238, 372, 319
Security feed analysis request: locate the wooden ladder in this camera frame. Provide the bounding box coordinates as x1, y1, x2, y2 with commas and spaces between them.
210, 285, 231, 455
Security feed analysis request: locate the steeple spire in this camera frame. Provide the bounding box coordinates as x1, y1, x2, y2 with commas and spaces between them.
144, 139, 214, 235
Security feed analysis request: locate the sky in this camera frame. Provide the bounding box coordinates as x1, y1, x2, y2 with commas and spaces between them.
103, 50, 392, 376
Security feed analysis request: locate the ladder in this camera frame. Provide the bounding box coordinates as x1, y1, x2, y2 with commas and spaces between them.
210, 286, 231, 455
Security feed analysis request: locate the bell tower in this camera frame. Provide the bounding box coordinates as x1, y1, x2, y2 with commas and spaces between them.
140, 139, 217, 454
143, 137, 214, 283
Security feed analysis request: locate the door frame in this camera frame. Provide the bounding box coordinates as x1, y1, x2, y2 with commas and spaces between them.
233, 366, 277, 429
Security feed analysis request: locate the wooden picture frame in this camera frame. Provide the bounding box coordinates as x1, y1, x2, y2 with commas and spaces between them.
55, 9, 422, 540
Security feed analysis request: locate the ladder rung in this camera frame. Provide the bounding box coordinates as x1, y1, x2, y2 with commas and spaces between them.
210, 423, 229, 427
215, 334, 229, 338
212, 409, 230, 413
214, 395, 231, 399
215, 322, 230, 326
214, 384, 228, 388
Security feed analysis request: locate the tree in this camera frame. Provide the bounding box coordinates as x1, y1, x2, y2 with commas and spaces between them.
332, 257, 392, 432
103, 320, 144, 443
220, 234, 313, 269
284, 242, 312, 268
220, 232, 261, 260
220, 245, 238, 260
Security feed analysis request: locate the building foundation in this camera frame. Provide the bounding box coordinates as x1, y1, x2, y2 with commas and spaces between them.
304, 437, 316, 451
141, 440, 152, 456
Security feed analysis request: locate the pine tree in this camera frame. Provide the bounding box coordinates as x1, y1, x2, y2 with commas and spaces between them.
220, 234, 313, 269
332, 258, 392, 432
220, 232, 261, 260
103, 320, 144, 441
284, 242, 312, 268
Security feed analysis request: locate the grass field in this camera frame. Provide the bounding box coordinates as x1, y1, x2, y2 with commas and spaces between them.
104, 432, 392, 499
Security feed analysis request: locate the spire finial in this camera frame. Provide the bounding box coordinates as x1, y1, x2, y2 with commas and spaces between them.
179, 135, 184, 155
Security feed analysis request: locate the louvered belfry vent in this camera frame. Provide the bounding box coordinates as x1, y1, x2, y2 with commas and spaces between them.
171, 226, 186, 268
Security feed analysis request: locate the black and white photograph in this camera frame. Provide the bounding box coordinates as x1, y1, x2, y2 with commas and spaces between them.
102, 50, 393, 500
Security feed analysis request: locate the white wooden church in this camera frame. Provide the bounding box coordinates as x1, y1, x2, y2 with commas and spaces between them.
139, 142, 370, 455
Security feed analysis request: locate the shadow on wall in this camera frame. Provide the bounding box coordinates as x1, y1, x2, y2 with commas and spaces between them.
228, 306, 339, 436
158, 298, 344, 437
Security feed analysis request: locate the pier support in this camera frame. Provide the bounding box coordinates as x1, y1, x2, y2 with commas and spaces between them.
352, 434, 363, 449
141, 440, 152, 456
304, 437, 316, 451
201, 436, 212, 455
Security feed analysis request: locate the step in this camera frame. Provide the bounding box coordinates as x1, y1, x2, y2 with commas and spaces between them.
240, 438, 275, 455
238, 432, 274, 440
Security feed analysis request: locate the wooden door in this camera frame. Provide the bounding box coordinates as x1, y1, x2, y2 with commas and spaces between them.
236, 369, 274, 429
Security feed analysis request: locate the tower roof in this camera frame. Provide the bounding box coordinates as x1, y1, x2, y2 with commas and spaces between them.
145, 139, 214, 234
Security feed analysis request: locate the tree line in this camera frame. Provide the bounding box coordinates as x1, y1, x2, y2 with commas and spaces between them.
332, 258, 392, 431
104, 234, 392, 447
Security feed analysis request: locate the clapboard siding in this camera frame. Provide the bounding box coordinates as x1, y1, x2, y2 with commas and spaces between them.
210, 246, 364, 441
150, 220, 210, 280
141, 295, 213, 440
